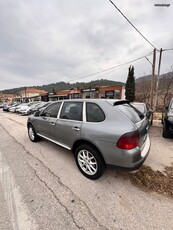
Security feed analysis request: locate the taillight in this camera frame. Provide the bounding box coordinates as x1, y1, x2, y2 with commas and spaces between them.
117, 131, 139, 150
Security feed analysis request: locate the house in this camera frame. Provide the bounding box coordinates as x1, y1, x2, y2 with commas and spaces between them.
0, 94, 16, 103
49, 85, 125, 100
49, 88, 81, 101
98, 85, 125, 99
18, 88, 48, 102
81, 85, 125, 99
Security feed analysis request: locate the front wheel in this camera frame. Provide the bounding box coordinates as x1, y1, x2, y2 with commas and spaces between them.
28, 124, 40, 142
75, 144, 105, 180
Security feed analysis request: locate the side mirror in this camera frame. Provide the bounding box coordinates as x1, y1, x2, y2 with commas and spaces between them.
165, 105, 168, 110
34, 111, 40, 117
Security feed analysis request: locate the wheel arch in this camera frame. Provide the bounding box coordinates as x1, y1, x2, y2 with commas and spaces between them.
72, 139, 106, 166
27, 122, 32, 128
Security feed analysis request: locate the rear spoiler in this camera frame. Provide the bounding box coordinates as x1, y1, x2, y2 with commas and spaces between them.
113, 100, 130, 106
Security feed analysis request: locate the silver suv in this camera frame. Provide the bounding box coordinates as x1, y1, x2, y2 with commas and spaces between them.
27, 99, 150, 179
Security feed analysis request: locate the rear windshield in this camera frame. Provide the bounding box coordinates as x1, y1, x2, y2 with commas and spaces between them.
132, 104, 145, 113
117, 103, 144, 124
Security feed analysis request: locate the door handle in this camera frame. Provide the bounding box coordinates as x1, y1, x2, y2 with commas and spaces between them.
72, 126, 80, 131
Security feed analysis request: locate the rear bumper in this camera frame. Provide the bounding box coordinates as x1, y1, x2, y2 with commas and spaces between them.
107, 134, 150, 171
165, 119, 173, 135
3, 108, 9, 111
21, 111, 28, 115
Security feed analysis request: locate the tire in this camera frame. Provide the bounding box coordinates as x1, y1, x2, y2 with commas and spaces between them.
75, 144, 105, 180
161, 114, 164, 124
150, 115, 153, 126
162, 124, 172, 138
150, 119, 153, 126
28, 124, 40, 142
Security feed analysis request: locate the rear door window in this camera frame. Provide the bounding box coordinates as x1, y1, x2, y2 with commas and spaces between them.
60, 102, 83, 121
117, 104, 144, 123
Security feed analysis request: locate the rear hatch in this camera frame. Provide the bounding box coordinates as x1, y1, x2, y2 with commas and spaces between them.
111, 100, 149, 149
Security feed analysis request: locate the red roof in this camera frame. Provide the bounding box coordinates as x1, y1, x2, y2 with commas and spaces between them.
19, 88, 48, 94
0, 94, 15, 97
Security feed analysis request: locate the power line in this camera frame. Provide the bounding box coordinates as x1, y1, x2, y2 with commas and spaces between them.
69, 52, 153, 83
163, 48, 173, 51
145, 56, 152, 65
108, 0, 156, 49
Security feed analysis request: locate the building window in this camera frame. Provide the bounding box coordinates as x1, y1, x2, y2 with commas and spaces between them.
105, 91, 114, 99
115, 90, 121, 99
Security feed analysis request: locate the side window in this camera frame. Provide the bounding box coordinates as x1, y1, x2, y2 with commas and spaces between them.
41, 102, 61, 118
60, 102, 83, 121
86, 103, 105, 122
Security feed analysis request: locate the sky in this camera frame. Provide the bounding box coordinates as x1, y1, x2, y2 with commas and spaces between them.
0, 0, 173, 91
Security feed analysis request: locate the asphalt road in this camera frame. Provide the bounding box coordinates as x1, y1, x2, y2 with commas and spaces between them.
0, 109, 173, 230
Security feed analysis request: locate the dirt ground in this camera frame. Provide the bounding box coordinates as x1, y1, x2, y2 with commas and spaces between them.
123, 164, 173, 198
124, 118, 173, 199
153, 112, 162, 120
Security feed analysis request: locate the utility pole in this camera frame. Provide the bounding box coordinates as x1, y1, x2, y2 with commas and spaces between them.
150, 48, 156, 109
153, 48, 163, 111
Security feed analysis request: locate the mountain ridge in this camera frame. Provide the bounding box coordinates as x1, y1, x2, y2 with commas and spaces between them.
1, 79, 125, 95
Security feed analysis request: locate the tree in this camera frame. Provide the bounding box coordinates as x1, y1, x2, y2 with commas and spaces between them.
135, 75, 151, 105
157, 71, 173, 109
125, 65, 135, 102
52, 87, 56, 94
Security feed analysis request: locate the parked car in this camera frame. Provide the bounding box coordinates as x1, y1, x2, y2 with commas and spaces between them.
27, 99, 150, 179
29, 102, 52, 115
15, 103, 29, 113
20, 102, 41, 115
3, 103, 17, 112
16, 102, 38, 114
8, 103, 21, 113
162, 98, 173, 138
0, 103, 5, 108
131, 102, 153, 126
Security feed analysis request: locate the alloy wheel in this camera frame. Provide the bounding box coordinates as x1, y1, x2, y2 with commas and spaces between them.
28, 126, 35, 141
77, 149, 98, 176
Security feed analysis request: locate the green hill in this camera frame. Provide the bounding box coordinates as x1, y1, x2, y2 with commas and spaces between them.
1, 79, 125, 95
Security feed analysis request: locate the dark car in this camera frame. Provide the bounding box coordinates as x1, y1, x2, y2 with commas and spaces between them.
162, 98, 173, 138
27, 99, 150, 180
131, 102, 153, 126
29, 102, 52, 115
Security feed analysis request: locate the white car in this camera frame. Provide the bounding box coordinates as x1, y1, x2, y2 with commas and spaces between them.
8, 103, 21, 113
16, 103, 29, 113
20, 102, 41, 115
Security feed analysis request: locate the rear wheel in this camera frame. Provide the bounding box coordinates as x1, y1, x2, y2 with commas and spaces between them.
75, 144, 105, 180
162, 124, 172, 138
161, 113, 164, 124
28, 124, 40, 142
150, 114, 153, 126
